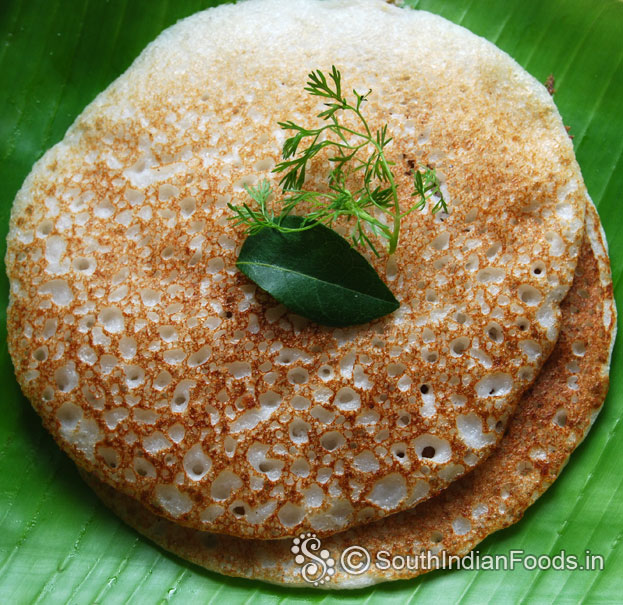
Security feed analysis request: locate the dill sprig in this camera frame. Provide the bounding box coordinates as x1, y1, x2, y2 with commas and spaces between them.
228, 66, 447, 256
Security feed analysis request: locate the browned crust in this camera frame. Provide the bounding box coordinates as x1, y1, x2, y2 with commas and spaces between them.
82, 201, 616, 587
7, 0, 588, 539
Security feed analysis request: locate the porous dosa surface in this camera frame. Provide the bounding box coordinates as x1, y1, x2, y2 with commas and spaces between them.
83, 201, 616, 587
7, 0, 587, 539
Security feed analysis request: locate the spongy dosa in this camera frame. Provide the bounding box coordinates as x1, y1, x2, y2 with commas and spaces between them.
83, 200, 616, 587
7, 0, 587, 539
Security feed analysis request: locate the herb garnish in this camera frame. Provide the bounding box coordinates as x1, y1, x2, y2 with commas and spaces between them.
236, 216, 400, 327
230, 66, 446, 256
229, 67, 446, 326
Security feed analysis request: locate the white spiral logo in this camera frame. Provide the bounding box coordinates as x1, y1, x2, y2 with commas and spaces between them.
340, 545, 371, 575
291, 533, 336, 586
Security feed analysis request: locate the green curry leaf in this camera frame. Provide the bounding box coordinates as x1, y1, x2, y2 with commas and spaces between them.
236, 216, 399, 326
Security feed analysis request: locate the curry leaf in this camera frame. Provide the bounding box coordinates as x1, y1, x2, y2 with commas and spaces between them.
236, 216, 399, 326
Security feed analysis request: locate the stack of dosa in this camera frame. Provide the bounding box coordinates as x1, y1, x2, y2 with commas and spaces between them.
5, 0, 616, 588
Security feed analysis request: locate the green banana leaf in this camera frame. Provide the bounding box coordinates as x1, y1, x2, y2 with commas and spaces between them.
1, 0, 621, 602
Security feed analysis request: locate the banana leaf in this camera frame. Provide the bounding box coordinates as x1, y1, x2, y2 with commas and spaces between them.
0, 0, 621, 602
